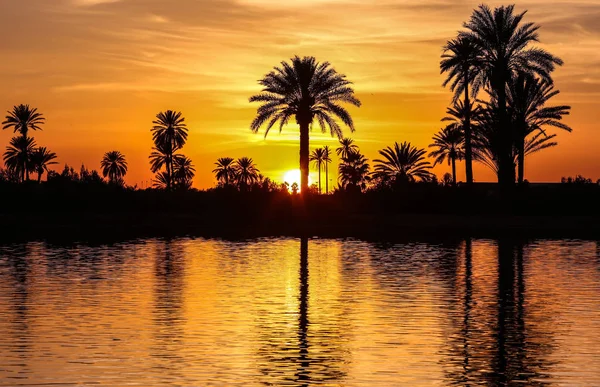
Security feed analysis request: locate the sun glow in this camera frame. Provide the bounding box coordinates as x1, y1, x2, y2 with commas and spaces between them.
283, 169, 312, 191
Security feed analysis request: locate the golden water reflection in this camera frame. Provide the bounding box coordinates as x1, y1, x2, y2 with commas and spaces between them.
0, 238, 599, 386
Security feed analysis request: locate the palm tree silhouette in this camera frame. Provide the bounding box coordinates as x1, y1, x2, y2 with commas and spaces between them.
441, 36, 482, 185
507, 74, 571, 184
322, 146, 332, 194
30, 147, 58, 183
429, 126, 464, 185
3, 136, 36, 182
463, 4, 563, 185
151, 110, 188, 191
249, 56, 361, 194
100, 150, 128, 185
172, 155, 195, 189
373, 141, 433, 184
336, 138, 359, 160
234, 157, 260, 190
309, 148, 327, 193
2, 105, 45, 181
338, 150, 370, 191
213, 157, 236, 187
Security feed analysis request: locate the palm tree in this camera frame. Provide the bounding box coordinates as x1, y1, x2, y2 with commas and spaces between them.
150, 110, 188, 190
3, 136, 36, 182
30, 147, 58, 183
2, 104, 45, 138
213, 157, 236, 187
323, 145, 332, 194
172, 155, 195, 189
463, 4, 563, 185
441, 35, 482, 185
336, 138, 359, 160
100, 150, 128, 185
373, 141, 433, 184
338, 150, 370, 191
234, 157, 260, 190
309, 148, 327, 193
250, 56, 361, 194
429, 126, 464, 185
507, 74, 571, 184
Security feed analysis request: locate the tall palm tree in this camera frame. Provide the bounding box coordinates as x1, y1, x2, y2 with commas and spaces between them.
429, 126, 464, 185
30, 147, 58, 183
338, 150, 370, 191
323, 145, 332, 194
336, 138, 359, 160
234, 157, 260, 190
250, 56, 361, 194
441, 36, 482, 185
172, 155, 195, 190
3, 136, 36, 182
2, 104, 45, 138
373, 141, 433, 184
507, 74, 571, 183
150, 110, 188, 190
213, 157, 236, 186
463, 4, 563, 185
309, 148, 327, 193
100, 150, 128, 185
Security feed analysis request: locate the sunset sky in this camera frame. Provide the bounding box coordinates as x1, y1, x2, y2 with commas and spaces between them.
1, 0, 599, 188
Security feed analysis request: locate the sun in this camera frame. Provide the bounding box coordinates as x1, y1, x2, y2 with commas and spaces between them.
283, 169, 311, 191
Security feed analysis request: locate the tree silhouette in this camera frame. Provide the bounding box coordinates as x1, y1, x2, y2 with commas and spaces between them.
234, 157, 260, 190
322, 146, 332, 194
373, 141, 433, 184
150, 110, 188, 191
3, 136, 36, 182
100, 151, 128, 185
463, 4, 563, 186
250, 56, 361, 194
172, 155, 195, 190
441, 36, 482, 185
213, 157, 236, 187
2, 105, 45, 181
30, 147, 58, 183
310, 148, 327, 193
338, 150, 370, 191
336, 138, 359, 160
429, 126, 464, 185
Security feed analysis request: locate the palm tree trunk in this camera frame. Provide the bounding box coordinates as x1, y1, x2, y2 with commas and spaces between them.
166, 155, 172, 191
517, 130, 525, 185
318, 162, 322, 194
463, 70, 474, 185
496, 81, 515, 187
452, 156, 457, 186
37, 172, 42, 183
299, 121, 310, 194
325, 162, 329, 194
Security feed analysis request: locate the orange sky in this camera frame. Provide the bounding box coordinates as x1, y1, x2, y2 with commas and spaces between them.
1, 0, 599, 188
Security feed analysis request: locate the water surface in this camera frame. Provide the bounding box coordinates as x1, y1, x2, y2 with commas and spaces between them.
1, 238, 599, 386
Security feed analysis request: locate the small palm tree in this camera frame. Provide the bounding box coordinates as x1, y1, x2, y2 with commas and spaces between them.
213, 157, 236, 187
373, 142, 433, 184
30, 147, 58, 183
429, 126, 464, 185
322, 145, 332, 194
338, 150, 370, 191
3, 136, 36, 182
101, 151, 128, 185
309, 148, 327, 193
250, 56, 361, 194
234, 157, 260, 190
2, 104, 45, 138
172, 155, 195, 190
336, 138, 359, 160
150, 110, 188, 190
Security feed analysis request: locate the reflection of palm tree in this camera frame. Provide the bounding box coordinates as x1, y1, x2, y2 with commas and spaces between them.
30, 146, 58, 183
213, 157, 236, 186
373, 141, 433, 184
3, 136, 36, 182
323, 146, 332, 194
338, 151, 370, 191
297, 237, 310, 384
310, 148, 326, 193
100, 150, 128, 185
463, 4, 563, 185
336, 138, 359, 160
429, 126, 464, 185
151, 110, 188, 191
234, 157, 260, 190
441, 36, 481, 185
250, 56, 361, 194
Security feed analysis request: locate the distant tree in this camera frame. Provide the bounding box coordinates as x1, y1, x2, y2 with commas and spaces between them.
213, 157, 236, 187
338, 150, 370, 191
442, 172, 454, 187
150, 110, 188, 190
3, 136, 36, 182
250, 56, 361, 194
323, 145, 332, 194
101, 151, 128, 185
30, 147, 58, 183
310, 148, 327, 193
234, 157, 260, 190
429, 126, 464, 185
336, 138, 359, 160
172, 155, 195, 190
373, 142, 433, 184
291, 182, 299, 195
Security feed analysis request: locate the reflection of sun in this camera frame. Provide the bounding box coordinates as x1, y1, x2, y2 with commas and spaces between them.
283, 169, 311, 191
